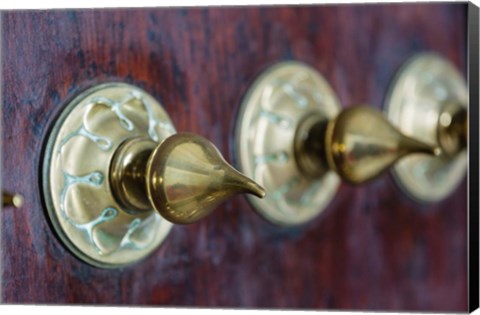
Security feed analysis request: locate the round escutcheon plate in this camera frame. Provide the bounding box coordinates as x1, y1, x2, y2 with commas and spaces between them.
42, 83, 176, 268
386, 53, 467, 203
235, 62, 341, 226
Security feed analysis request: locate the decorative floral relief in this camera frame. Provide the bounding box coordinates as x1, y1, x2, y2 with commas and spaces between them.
56, 90, 174, 256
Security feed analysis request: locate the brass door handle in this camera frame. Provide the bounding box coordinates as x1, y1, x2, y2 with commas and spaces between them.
42, 83, 264, 268
294, 105, 439, 184
236, 54, 467, 226
110, 133, 264, 225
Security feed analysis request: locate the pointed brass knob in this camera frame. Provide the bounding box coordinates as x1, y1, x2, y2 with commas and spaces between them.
295, 106, 439, 184
111, 133, 265, 224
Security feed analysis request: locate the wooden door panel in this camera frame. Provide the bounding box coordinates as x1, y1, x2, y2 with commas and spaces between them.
1, 4, 468, 310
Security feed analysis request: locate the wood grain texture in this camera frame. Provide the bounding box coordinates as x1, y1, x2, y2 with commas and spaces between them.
1, 4, 468, 310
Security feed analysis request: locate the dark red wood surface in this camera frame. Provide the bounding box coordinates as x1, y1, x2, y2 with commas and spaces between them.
1, 4, 468, 310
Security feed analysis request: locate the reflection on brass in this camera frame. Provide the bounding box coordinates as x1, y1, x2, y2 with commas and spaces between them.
2, 192, 23, 208
386, 53, 467, 202
111, 133, 265, 225
43, 83, 264, 268
436, 101, 467, 158
146, 134, 265, 224
296, 106, 438, 184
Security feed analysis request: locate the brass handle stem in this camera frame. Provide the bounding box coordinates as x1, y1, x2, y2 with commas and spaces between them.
295, 106, 439, 184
